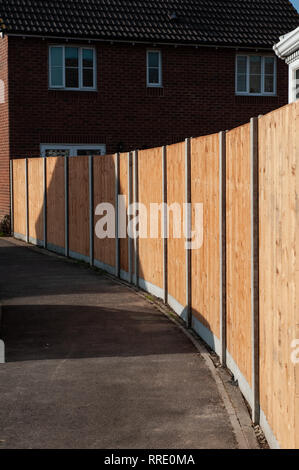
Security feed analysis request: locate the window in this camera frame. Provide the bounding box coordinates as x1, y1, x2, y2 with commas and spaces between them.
40, 144, 106, 157
295, 68, 299, 101
236, 55, 276, 95
49, 46, 96, 90
147, 50, 162, 87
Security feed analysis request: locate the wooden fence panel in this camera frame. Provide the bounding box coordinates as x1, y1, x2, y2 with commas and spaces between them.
93, 154, 116, 270
68, 156, 89, 258
191, 134, 220, 342
119, 153, 129, 276
259, 102, 299, 449
46, 157, 65, 251
12, 159, 26, 237
226, 123, 252, 388
138, 147, 163, 291
28, 158, 44, 243
167, 142, 186, 315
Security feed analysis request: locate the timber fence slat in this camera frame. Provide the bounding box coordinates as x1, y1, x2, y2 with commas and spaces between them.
185, 138, 192, 328
128, 152, 133, 284
115, 153, 120, 277
167, 142, 187, 320
28, 158, 44, 246
46, 157, 65, 254
12, 159, 26, 239
226, 123, 253, 407
64, 156, 69, 257
250, 117, 260, 425
93, 154, 116, 274
119, 152, 129, 280
138, 147, 164, 297
43, 157, 47, 249
219, 131, 227, 366
89, 155, 94, 267
190, 133, 221, 355
162, 145, 168, 304
68, 156, 90, 261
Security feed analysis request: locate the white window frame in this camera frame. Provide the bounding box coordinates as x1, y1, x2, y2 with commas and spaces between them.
40, 144, 106, 157
49, 46, 97, 91
235, 54, 277, 96
147, 50, 162, 88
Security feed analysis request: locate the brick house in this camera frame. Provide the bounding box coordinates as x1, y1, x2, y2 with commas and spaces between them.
0, 0, 298, 225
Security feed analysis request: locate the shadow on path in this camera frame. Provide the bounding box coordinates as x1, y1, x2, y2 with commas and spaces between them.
0, 238, 238, 449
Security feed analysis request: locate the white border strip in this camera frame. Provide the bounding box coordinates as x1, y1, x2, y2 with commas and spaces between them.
167, 294, 188, 323
120, 269, 130, 283
69, 250, 90, 264
94, 259, 116, 276
138, 278, 164, 300
28, 236, 44, 247
192, 315, 221, 357
47, 242, 65, 256
14, 232, 27, 242
260, 408, 280, 449
226, 350, 253, 410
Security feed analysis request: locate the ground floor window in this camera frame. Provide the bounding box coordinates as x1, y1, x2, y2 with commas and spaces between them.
40, 144, 106, 157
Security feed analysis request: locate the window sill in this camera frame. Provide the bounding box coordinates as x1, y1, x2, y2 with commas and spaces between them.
235, 93, 277, 97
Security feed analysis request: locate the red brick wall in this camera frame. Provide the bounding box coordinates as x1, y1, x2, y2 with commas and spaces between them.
0, 36, 10, 223
7, 36, 289, 158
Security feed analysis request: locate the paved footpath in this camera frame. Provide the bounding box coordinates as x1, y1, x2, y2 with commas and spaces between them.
0, 237, 251, 449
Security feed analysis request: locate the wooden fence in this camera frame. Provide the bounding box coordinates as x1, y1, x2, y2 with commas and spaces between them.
10, 101, 299, 449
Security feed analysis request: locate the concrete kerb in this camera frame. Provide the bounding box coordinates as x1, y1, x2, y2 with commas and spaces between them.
6, 237, 261, 449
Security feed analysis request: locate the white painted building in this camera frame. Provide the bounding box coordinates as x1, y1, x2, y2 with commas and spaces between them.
274, 26, 299, 103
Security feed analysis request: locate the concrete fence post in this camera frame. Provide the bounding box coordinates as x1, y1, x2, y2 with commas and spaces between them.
10, 160, 14, 236
89, 155, 94, 267
162, 145, 168, 304
219, 131, 227, 366
250, 116, 260, 425
115, 153, 120, 278
133, 150, 139, 287
185, 138, 192, 328
128, 152, 133, 283
25, 158, 29, 243
64, 155, 69, 258
43, 157, 47, 249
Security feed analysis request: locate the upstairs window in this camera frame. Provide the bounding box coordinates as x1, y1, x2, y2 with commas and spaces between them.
147, 50, 162, 87
236, 55, 276, 96
49, 46, 96, 90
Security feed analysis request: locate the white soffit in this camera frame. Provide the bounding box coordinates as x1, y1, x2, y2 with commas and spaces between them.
273, 26, 299, 59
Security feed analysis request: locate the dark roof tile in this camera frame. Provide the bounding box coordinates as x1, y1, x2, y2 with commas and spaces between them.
0, 0, 298, 47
